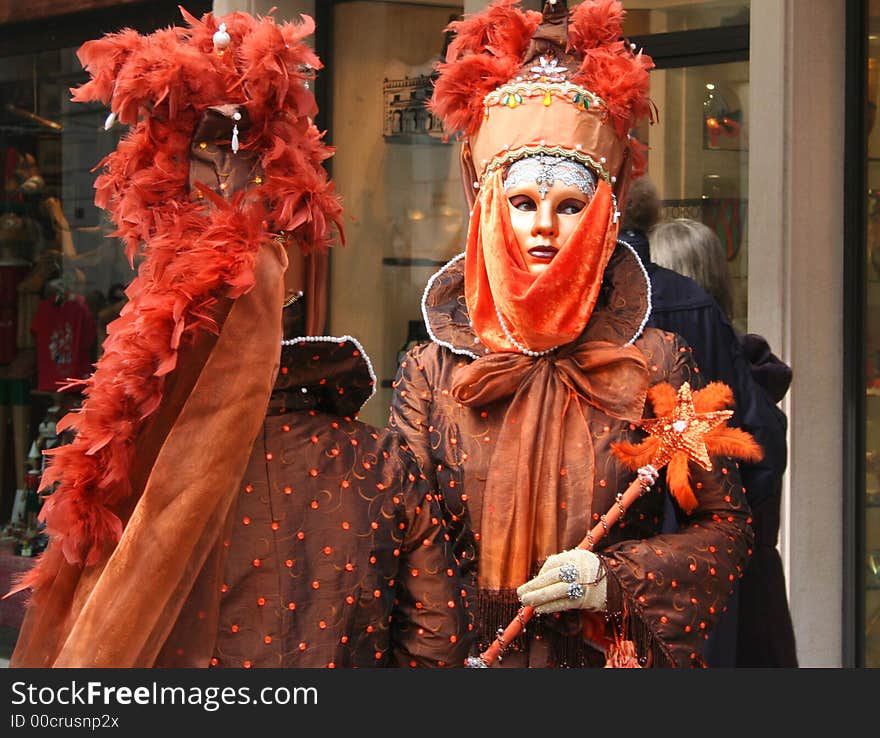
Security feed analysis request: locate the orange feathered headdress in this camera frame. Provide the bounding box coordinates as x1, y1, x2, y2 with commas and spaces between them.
430, 0, 655, 206
73, 6, 341, 256
428, 1, 655, 356
24, 7, 344, 577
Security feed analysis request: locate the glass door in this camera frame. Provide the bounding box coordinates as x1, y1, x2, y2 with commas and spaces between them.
325, 1, 464, 427
635, 60, 750, 331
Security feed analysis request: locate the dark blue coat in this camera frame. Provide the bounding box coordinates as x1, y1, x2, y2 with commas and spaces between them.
619, 228, 797, 668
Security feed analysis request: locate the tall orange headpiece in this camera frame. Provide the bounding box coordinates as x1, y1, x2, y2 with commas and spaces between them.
430, 0, 655, 356
432, 0, 654, 211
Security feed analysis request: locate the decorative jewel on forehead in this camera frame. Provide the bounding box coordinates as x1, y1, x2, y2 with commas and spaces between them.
503, 155, 597, 200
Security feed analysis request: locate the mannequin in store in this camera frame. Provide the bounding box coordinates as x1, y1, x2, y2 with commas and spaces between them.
8, 7, 468, 669
0, 149, 73, 520
5, 151, 78, 352
4, 151, 76, 261
0, 213, 31, 361
29, 275, 96, 394
0, 206, 40, 523
389, 0, 756, 668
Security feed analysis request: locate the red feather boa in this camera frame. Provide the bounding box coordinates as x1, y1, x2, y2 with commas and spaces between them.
19, 8, 343, 584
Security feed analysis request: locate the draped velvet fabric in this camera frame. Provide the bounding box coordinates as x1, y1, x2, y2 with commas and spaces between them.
11, 242, 286, 667
208, 339, 470, 668
464, 171, 618, 354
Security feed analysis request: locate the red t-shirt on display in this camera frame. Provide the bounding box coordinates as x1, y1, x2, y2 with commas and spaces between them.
30, 295, 96, 392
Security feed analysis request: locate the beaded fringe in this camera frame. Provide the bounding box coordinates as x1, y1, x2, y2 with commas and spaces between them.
475, 590, 605, 668
473, 570, 677, 668
604, 567, 674, 668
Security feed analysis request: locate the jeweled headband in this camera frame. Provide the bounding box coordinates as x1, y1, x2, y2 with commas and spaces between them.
503, 155, 596, 200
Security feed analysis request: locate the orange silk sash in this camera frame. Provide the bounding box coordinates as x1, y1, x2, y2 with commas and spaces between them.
452, 339, 648, 591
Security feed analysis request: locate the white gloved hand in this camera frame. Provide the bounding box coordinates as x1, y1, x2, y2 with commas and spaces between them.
516, 548, 608, 615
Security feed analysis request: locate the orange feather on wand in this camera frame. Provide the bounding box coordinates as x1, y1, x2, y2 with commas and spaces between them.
612, 381, 764, 514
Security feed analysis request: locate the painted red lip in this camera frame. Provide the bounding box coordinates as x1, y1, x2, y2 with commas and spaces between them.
528, 246, 558, 260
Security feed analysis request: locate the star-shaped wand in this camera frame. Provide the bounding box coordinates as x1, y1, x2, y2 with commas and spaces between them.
466, 380, 763, 668
612, 380, 763, 514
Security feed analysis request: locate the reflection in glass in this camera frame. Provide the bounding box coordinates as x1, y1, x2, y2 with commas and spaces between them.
866, 6, 880, 668
1, 45, 133, 594
622, 0, 749, 34
329, 1, 464, 427
636, 61, 749, 333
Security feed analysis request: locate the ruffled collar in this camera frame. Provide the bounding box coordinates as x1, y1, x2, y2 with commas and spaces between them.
422, 240, 652, 359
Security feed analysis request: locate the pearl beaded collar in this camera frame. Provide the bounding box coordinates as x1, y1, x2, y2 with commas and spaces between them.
494, 306, 558, 357
280, 334, 378, 403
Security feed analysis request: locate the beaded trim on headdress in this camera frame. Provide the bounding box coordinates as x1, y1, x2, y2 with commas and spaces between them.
483, 49, 606, 117
430, 0, 655, 190
503, 156, 596, 199
485, 79, 603, 114
481, 51, 608, 182
483, 144, 612, 186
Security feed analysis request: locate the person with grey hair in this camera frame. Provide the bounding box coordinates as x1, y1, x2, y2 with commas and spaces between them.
619, 187, 797, 667
649, 217, 734, 319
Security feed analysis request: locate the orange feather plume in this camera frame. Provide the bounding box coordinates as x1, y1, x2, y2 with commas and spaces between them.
692, 380, 734, 412
429, 0, 655, 140
612, 380, 763, 515
645, 381, 676, 416
666, 452, 695, 513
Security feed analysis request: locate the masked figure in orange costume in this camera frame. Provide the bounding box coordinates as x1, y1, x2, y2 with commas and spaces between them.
389, 0, 754, 668
8, 9, 469, 668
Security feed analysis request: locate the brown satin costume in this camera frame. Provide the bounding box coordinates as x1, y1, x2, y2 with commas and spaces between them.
390, 246, 754, 668
387, 1, 753, 668
209, 331, 470, 667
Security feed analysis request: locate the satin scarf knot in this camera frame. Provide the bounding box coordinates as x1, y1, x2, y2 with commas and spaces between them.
451, 340, 649, 592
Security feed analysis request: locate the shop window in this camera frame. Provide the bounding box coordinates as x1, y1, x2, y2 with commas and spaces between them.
326, 1, 465, 427
624, 0, 748, 32
1, 45, 124, 555
636, 61, 750, 332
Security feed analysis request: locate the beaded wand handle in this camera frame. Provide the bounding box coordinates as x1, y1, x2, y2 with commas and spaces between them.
465, 464, 658, 668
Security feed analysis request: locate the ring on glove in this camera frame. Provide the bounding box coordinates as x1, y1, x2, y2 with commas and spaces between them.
567, 582, 585, 600
637, 464, 659, 489
517, 548, 608, 615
